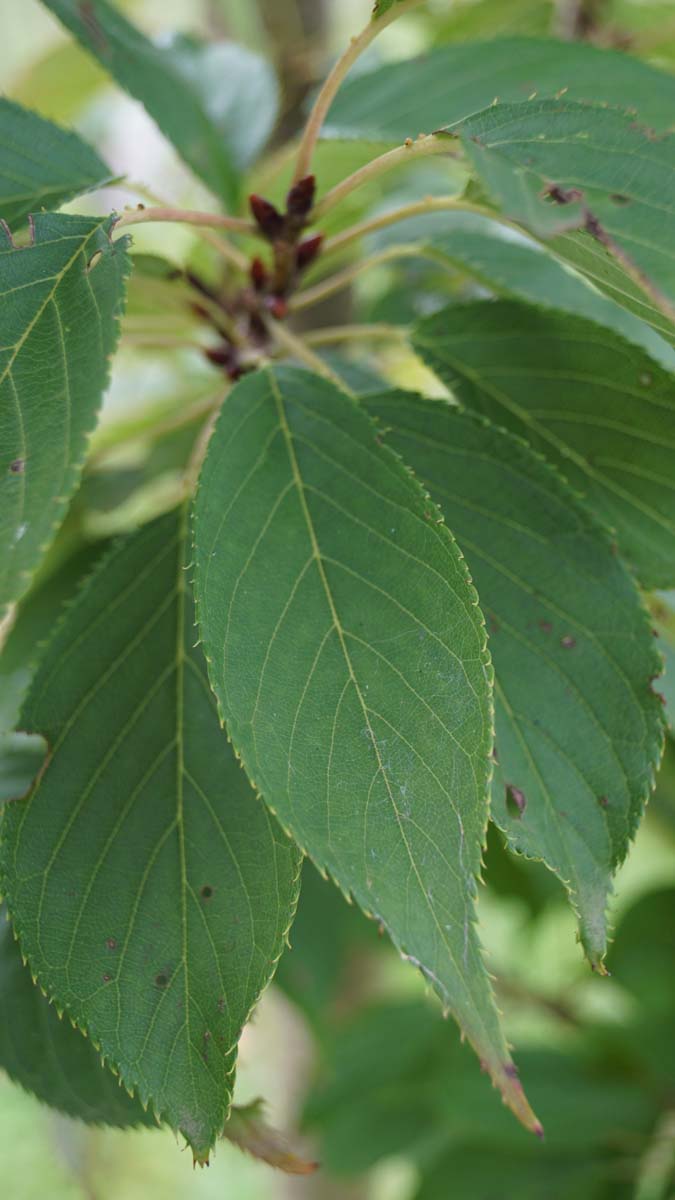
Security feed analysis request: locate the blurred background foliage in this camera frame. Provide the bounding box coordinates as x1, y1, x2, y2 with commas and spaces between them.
2, 1, 675, 1196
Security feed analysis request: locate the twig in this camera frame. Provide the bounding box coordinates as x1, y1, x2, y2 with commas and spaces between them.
292, 0, 427, 185
115, 205, 255, 236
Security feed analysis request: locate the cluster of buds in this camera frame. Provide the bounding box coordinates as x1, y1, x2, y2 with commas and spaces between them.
187, 176, 323, 381
248, 174, 323, 318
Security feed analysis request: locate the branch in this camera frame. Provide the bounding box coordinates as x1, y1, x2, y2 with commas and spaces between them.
292, 0, 427, 184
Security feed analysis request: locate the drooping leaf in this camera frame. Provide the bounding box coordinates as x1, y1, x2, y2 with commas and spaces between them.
0, 213, 129, 613
413, 301, 675, 589
0, 98, 113, 229
449, 100, 675, 333
0, 908, 152, 1128
324, 37, 675, 142
363, 392, 665, 964
368, 210, 675, 370
0, 509, 302, 1161
41, 0, 278, 209
193, 364, 540, 1133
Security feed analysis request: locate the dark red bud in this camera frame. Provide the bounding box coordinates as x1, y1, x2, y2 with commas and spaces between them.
264, 295, 288, 320
249, 194, 285, 240
205, 343, 235, 368
286, 174, 316, 218
296, 233, 323, 272
250, 256, 268, 291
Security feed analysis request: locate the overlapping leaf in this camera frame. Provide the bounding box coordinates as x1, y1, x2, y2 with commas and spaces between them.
0, 98, 113, 229
364, 392, 665, 963
0, 213, 129, 612
41, 0, 278, 208
413, 301, 675, 589
0, 909, 152, 1127
449, 100, 675, 334
193, 364, 540, 1132
368, 210, 675, 369
324, 37, 675, 142
0, 509, 302, 1161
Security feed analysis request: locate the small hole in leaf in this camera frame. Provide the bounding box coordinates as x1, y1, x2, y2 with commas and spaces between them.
86, 250, 103, 273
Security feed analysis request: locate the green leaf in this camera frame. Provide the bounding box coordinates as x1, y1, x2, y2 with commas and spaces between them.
0, 98, 113, 229
363, 392, 665, 964
0, 508, 302, 1161
193, 364, 540, 1133
369, 210, 675, 370
0, 213, 130, 612
41, 0, 278, 209
450, 100, 675, 332
0, 908, 153, 1127
0, 542, 107, 803
413, 301, 675, 590
324, 37, 675, 142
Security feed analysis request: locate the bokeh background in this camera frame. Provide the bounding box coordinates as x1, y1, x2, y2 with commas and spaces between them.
2, 2, 675, 1197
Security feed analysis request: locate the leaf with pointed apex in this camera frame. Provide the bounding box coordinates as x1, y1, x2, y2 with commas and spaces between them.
363, 392, 665, 965
0, 98, 114, 229
324, 37, 675, 142
41, 0, 278, 209
413, 301, 675, 590
0, 213, 129, 613
0, 509, 302, 1161
0, 908, 153, 1127
369, 211, 675, 370
193, 364, 540, 1134
448, 100, 675, 335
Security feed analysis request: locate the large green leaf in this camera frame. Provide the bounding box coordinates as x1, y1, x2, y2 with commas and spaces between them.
413, 301, 675, 590
0, 213, 129, 612
193, 364, 540, 1132
0, 909, 152, 1128
0, 98, 113, 230
369, 210, 675, 369
0, 509, 302, 1161
363, 392, 664, 963
324, 37, 675, 142
450, 100, 675, 333
41, 0, 278, 209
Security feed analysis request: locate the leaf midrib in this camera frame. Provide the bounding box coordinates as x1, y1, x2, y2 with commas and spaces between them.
267, 370, 493, 1038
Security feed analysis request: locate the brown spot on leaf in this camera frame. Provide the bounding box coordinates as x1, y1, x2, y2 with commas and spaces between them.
9, 459, 24, 474
200, 885, 214, 900
506, 784, 526, 818
561, 635, 576, 649
106, 938, 117, 951
610, 194, 630, 205
598, 796, 609, 808
155, 972, 169, 988
539, 619, 553, 634
102, 972, 112, 983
